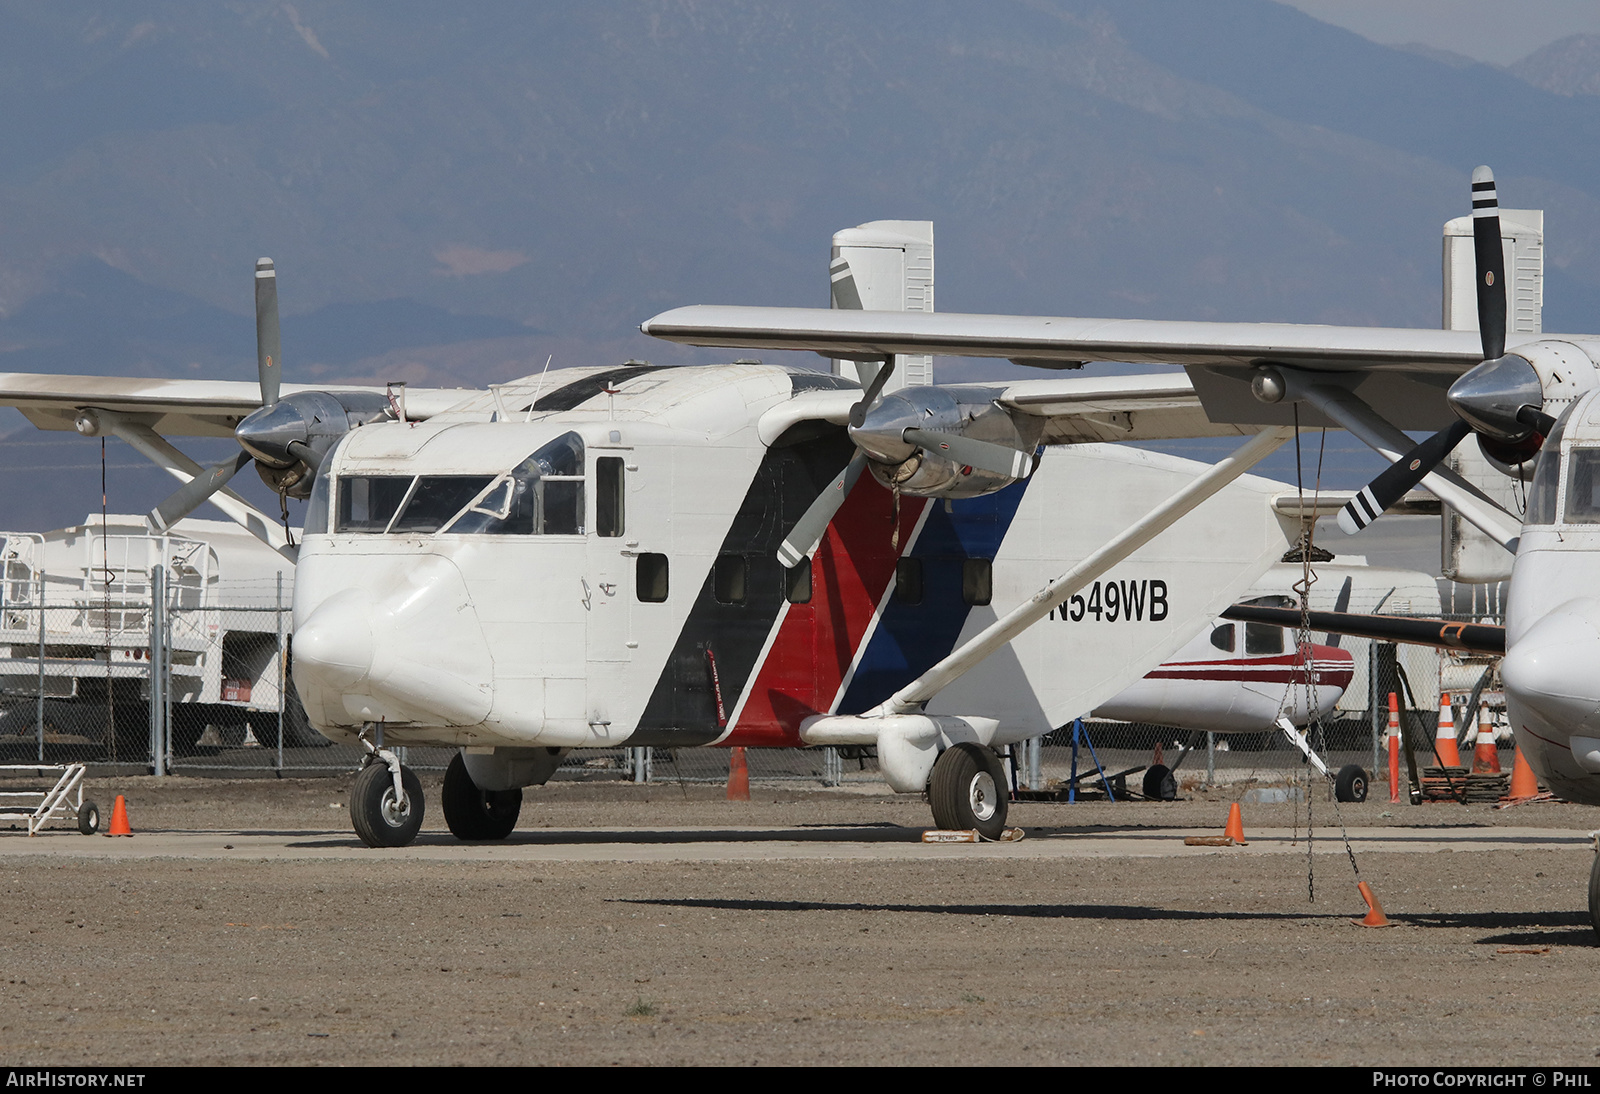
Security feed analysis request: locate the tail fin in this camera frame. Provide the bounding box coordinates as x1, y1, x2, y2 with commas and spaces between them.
830, 220, 934, 392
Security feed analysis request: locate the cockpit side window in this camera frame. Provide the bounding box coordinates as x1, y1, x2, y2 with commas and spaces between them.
1527, 403, 1574, 525
444, 432, 587, 536
1564, 448, 1600, 524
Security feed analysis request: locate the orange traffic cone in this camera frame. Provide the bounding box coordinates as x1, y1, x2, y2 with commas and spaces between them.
1506, 744, 1540, 801
1471, 706, 1502, 775
1352, 880, 1393, 927
726, 746, 750, 801
1387, 692, 1401, 804
1434, 693, 1461, 768
105, 795, 132, 837
1224, 802, 1247, 845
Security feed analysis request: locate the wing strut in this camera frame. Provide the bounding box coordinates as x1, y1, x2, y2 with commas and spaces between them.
852, 426, 1294, 717
1255, 369, 1523, 550
73, 408, 295, 560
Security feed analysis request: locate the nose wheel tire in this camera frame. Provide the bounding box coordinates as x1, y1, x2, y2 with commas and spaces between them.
1335, 764, 1369, 803
928, 743, 1009, 839
351, 762, 424, 848
442, 753, 522, 840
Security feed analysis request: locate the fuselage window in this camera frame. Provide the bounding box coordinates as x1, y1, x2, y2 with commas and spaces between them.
637, 553, 669, 603
596, 457, 625, 538
785, 558, 812, 604
895, 558, 923, 605
1209, 623, 1236, 653
1564, 448, 1600, 524
714, 554, 747, 605
962, 559, 993, 606
1244, 622, 1284, 656
335, 476, 411, 532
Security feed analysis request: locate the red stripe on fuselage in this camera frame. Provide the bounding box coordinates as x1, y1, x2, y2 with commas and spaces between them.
1146, 644, 1354, 690
723, 477, 927, 747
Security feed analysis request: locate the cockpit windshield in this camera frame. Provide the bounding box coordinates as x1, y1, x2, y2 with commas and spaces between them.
333, 432, 586, 536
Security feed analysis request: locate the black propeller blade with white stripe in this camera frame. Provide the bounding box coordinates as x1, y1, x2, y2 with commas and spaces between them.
1339, 166, 1550, 535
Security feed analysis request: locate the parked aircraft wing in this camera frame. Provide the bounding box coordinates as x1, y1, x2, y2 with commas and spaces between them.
1220, 603, 1505, 655
0, 373, 473, 437
642, 304, 1497, 373
770, 371, 1247, 444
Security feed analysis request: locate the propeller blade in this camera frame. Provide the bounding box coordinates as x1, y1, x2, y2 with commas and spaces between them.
776, 452, 867, 567
147, 452, 252, 533
903, 428, 1033, 479
1325, 576, 1354, 647
1337, 419, 1472, 535
848, 357, 896, 428
255, 257, 282, 407
1471, 165, 1507, 362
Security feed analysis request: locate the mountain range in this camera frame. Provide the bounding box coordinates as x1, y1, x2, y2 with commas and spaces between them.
5, 0, 1600, 531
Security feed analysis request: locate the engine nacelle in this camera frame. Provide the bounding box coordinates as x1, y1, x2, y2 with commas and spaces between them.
1464, 339, 1600, 480
238, 390, 394, 498
850, 384, 1043, 500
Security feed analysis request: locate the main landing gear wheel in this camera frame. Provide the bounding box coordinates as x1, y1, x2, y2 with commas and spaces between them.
1589, 855, 1600, 945
441, 754, 522, 841
351, 762, 424, 848
928, 743, 1009, 839
1142, 764, 1177, 801
1335, 764, 1369, 803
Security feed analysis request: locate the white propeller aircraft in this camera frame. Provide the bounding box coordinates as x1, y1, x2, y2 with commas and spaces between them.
0, 235, 1315, 847
646, 168, 1600, 931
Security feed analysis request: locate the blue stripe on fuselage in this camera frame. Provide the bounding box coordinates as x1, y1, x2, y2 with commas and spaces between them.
838, 478, 1031, 712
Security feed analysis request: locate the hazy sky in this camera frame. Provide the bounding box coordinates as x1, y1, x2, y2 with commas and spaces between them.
1278, 0, 1600, 65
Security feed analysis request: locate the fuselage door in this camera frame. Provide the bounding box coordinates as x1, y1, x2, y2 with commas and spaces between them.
586, 451, 632, 667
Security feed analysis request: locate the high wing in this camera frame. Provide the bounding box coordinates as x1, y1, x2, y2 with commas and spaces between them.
0, 373, 473, 437
642, 304, 1492, 372
762, 371, 1247, 445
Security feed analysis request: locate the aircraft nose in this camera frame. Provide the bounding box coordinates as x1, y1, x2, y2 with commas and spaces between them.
1502, 601, 1600, 733
293, 589, 376, 692
236, 398, 309, 467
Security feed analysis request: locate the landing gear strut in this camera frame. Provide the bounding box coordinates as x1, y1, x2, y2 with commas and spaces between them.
350, 727, 424, 848
928, 742, 1009, 839
442, 753, 522, 840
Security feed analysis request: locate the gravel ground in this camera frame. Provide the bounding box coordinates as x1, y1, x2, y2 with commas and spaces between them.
0, 773, 1596, 1067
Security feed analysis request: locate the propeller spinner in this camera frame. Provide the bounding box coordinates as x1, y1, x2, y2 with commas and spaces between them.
1338, 167, 1554, 535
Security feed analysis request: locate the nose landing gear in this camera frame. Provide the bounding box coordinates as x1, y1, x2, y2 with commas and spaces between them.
351, 725, 424, 848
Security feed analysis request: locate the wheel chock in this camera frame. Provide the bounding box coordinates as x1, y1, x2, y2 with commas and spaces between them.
920, 827, 1025, 844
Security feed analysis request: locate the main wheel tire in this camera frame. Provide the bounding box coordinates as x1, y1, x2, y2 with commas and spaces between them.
77, 799, 100, 835
350, 762, 425, 848
1589, 855, 1600, 946
928, 743, 1008, 839
441, 753, 522, 840
1143, 764, 1177, 801
1335, 764, 1369, 803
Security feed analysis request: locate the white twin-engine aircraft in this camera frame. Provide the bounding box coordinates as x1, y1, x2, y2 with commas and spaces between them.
0, 241, 1319, 847
649, 169, 1600, 933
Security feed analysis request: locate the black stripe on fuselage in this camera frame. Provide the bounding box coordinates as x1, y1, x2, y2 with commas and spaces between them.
532, 365, 673, 413
630, 411, 857, 746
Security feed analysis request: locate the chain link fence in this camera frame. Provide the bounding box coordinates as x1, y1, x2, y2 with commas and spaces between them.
0, 570, 1508, 791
